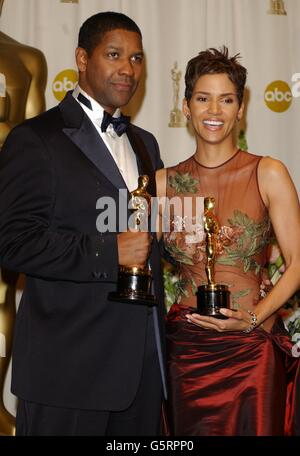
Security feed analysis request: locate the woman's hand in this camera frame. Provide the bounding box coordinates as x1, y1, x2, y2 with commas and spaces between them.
186, 308, 256, 333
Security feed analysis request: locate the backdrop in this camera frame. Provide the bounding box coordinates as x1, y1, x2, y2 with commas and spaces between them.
1, 0, 299, 190
0, 0, 299, 416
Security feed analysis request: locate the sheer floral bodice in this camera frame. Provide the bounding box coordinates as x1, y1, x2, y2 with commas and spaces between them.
164, 150, 271, 311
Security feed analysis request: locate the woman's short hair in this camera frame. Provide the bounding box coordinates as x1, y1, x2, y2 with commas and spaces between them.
185, 46, 247, 106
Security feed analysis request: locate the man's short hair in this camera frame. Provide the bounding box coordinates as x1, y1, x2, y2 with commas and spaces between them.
78, 11, 142, 56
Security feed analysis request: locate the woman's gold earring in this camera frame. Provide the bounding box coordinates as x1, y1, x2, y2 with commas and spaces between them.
186, 114, 191, 120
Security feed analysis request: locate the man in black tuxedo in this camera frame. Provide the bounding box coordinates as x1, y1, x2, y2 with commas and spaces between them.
0, 12, 166, 436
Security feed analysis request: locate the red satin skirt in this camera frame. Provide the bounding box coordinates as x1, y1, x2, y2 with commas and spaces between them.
166, 304, 300, 436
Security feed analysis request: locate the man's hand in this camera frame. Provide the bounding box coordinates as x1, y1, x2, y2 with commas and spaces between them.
117, 231, 152, 267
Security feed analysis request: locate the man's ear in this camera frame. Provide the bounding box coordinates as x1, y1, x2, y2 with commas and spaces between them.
75, 47, 88, 73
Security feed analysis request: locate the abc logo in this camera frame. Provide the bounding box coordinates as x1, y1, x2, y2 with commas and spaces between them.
52, 69, 78, 101
264, 80, 292, 113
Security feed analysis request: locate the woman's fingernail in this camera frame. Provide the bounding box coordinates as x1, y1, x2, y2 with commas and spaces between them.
220, 308, 228, 315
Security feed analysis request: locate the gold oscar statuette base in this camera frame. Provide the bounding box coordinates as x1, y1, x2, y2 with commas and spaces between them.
196, 283, 230, 319
108, 265, 157, 306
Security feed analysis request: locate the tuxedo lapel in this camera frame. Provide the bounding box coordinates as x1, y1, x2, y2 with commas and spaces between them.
126, 126, 156, 197
59, 92, 127, 190
59, 92, 157, 196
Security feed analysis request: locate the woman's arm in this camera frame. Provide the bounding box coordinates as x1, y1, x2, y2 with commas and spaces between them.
249, 157, 300, 323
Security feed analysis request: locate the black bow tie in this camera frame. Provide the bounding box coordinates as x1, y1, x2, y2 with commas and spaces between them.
101, 110, 130, 137
77, 93, 130, 136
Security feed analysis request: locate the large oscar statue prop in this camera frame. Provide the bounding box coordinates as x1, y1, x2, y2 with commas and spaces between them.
108, 175, 157, 306
196, 197, 230, 319
0, 0, 47, 435
0, 17, 47, 147
0, 270, 18, 436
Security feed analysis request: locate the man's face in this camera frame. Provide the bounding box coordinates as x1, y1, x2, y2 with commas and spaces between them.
76, 28, 144, 114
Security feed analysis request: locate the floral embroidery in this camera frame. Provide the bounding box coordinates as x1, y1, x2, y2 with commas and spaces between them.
168, 172, 199, 194
164, 205, 271, 309
231, 288, 252, 310
165, 242, 194, 265
216, 210, 270, 274
164, 216, 205, 265
165, 209, 270, 273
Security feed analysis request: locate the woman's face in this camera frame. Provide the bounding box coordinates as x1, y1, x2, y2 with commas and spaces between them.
183, 73, 244, 147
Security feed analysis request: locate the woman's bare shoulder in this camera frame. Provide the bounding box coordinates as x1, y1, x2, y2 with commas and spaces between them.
259, 155, 290, 179
258, 155, 297, 207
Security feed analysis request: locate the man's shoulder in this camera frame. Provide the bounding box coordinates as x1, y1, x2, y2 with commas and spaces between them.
130, 123, 156, 140
11, 105, 63, 138
129, 123, 159, 154
16, 90, 77, 133
25, 105, 61, 127
1, 106, 63, 151
129, 123, 162, 168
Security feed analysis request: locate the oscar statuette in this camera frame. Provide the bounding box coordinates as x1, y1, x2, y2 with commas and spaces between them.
196, 197, 230, 319
168, 62, 186, 128
108, 175, 157, 306
267, 0, 287, 15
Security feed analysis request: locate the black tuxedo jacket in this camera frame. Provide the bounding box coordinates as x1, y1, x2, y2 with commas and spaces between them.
0, 92, 165, 410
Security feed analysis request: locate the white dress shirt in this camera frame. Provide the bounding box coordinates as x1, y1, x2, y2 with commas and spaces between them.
72, 84, 139, 192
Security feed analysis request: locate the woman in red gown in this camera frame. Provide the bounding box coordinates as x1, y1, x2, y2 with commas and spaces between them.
156, 47, 300, 435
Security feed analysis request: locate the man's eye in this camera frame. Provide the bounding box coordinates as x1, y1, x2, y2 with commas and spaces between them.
107, 52, 118, 58
131, 54, 143, 63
